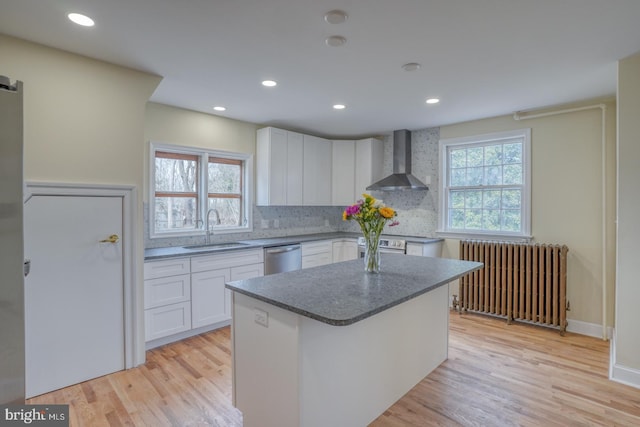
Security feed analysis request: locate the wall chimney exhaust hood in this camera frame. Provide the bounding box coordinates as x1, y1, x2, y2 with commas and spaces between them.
366, 129, 428, 191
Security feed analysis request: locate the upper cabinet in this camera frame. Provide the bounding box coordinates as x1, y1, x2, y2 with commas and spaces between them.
302, 134, 332, 205
331, 140, 356, 205
256, 127, 303, 206
355, 138, 384, 198
256, 127, 383, 206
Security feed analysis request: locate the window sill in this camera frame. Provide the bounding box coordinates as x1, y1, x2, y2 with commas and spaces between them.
435, 230, 533, 243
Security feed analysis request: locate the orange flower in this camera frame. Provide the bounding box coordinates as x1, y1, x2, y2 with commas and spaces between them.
379, 206, 395, 219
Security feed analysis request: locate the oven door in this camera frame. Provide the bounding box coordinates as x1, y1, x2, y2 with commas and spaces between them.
358, 246, 404, 258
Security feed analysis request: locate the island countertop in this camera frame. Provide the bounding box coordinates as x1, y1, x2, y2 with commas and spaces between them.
226, 254, 483, 326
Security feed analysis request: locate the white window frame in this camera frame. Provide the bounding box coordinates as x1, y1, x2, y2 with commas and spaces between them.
149, 142, 253, 239
437, 129, 532, 242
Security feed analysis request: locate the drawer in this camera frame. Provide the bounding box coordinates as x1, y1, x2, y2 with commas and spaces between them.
144, 257, 190, 280
191, 248, 264, 273
231, 263, 264, 281
144, 274, 190, 309
301, 240, 332, 256
145, 302, 191, 341
302, 253, 332, 269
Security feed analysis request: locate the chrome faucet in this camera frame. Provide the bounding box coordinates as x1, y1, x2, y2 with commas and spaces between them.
205, 208, 221, 245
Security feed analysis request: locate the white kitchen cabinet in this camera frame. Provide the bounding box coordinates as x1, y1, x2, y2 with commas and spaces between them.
144, 248, 264, 348
355, 138, 384, 197
406, 241, 443, 257
332, 239, 358, 263
303, 134, 332, 205
331, 140, 356, 205
256, 127, 303, 206
191, 249, 264, 329
301, 240, 333, 269
143, 257, 192, 341
191, 268, 231, 328
145, 302, 191, 341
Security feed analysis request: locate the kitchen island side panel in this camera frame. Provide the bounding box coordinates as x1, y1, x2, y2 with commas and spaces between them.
231, 285, 448, 427
299, 284, 448, 427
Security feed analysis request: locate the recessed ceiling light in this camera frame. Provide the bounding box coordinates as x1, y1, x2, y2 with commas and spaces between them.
324, 10, 348, 24
262, 80, 277, 87
326, 36, 347, 47
402, 63, 421, 72
68, 13, 95, 27
333, 104, 346, 110
426, 98, 440, 104
213, 106, 226, 111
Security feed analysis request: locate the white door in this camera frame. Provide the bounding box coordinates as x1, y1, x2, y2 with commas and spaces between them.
24, 195, 124, 397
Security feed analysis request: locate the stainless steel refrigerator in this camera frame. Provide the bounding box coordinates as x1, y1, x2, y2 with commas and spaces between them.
0, 75, 25, 404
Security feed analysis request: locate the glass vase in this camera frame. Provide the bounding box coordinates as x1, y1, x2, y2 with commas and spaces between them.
363, 231, 381, 273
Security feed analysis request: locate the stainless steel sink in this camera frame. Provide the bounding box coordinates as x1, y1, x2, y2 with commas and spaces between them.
182, 242, 251, 250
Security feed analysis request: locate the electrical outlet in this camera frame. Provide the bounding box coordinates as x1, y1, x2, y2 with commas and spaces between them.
324, 219, 330, 227
261, 219, 269, 229
254, 308, 268, 327
273, 219, 279, 228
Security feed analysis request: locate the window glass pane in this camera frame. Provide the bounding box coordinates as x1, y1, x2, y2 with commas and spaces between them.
450, 209, 465, 229
484, 166, 502, 185
450, 168, 466, 186
467, 147, 483, 167
467, 167, 483, 185
503, 164, 522, 185
484, 145, 502, 166
154, 197, 197, 231
208, 198, 241, 226
483, 190, 501, 209
155, 157, 197, 192
502, 189, 521, 209
450, 190, 465, 208
208, 162, 241, 193
450, 149, 466, 168
465, 190, 482, 208
503, 143, 522, 164
502, 209, 521, 232
465, 209, 483, 229
483, 209, 501, 230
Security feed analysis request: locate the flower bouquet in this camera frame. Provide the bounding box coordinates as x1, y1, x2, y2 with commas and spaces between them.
343, 194, 399, 273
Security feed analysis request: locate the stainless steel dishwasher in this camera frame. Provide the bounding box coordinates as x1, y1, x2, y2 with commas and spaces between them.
264, 244, 302, 275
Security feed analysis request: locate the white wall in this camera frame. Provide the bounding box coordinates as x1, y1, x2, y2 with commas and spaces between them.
612, 51, 640, 388
439, 100, 617, 331
1, 34, 161, 364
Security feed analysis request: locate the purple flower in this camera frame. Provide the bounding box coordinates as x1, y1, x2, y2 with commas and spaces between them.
389, 220, 400, 227
345, 204, 360, 216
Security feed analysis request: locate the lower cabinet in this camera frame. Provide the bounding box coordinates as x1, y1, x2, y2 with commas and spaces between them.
332, 239, 358, 263
144, 248, 264, 348
191, 268, 231, 329
406, 241, 443, 257
301, 240, 333, 269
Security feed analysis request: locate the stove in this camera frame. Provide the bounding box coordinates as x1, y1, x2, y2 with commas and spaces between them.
356, 236, 407, 255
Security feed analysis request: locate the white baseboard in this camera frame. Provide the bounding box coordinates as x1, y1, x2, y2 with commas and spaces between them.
609, 331, 640, 389
566, 319, 613, 339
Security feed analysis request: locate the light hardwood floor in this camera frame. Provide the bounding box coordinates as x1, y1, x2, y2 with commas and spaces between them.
28, 312, 640, 426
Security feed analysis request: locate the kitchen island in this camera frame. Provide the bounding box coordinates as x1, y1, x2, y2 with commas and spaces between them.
226, 254, 482, 427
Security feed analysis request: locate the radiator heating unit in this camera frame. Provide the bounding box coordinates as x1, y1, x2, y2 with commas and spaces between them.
458, 240, 569, 334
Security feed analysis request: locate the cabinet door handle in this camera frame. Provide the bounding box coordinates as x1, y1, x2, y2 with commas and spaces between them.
100, 234, 120, 244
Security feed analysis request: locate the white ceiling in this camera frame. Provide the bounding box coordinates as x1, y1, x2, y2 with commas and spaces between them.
2, 0, 640, 139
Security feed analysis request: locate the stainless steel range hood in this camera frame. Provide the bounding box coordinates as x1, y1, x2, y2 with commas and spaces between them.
366, 129, 428, 191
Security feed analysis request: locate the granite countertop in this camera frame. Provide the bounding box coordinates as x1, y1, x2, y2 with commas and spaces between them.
226, 254, 482, 326
144, 232, 444, 260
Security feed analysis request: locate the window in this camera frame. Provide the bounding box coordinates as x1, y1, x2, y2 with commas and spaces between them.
150, 143, 253, 238
438, 129, 531, 240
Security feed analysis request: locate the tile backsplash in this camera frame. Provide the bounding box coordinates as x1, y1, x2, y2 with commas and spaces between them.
144, 126, 440, 248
